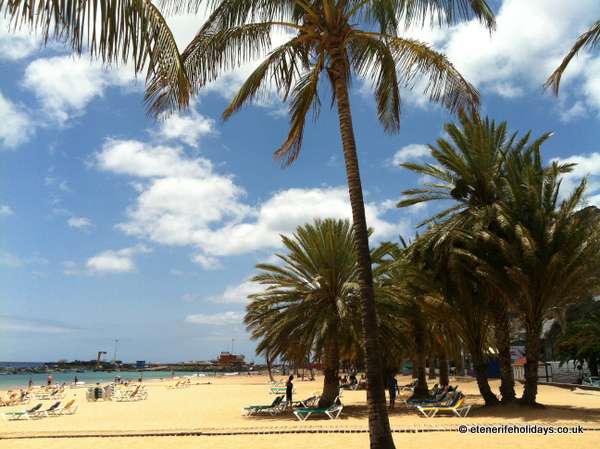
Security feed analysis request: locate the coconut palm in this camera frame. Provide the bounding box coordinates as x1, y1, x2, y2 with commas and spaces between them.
397, 112, 517, 403
245, 218, 405, 407
546, 20, 600, 94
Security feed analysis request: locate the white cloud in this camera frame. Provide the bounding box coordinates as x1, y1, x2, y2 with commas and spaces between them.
184, 279, 263, 304
399, 0, 600, 114
184, 311, 244, 326
0, 316, 77, 334
156, 109, 215, 147
0, 251, 23, 267
94, 139, 406, 268
209, 280, 263, 303
0, 92, 33, 149
390, 144, 430, 166
560, 101, 587, 123
0, 18, 39, 60
191, 253, 223, 270
0, 205, 14, 216
67, 216, 93, 229
95, 139, 214, 178
551, 153, 600, 206
23, 55, 138, 124
85, 245, 151, 274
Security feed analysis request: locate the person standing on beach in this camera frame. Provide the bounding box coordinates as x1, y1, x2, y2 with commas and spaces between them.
387, 374, 398, 409
27, 378, 32, 389
47, 375, 52, 386
286, 375, 294, 406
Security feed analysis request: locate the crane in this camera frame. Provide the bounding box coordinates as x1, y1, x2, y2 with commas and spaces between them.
96, 351, 107, 370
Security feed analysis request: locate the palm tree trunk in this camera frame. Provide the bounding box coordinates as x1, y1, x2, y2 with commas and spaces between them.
589, 358, 599, 377
332, 60, 395, 449
428, 359, 436, 379
319, 340, 340, 407
411, 359, 417, 379
266, 352, 274, 382
411, 314, 429, 399
470, 344, 499, 406
521, 319, 542, 406
439, 352, 449, 386
492, 308, 516, 403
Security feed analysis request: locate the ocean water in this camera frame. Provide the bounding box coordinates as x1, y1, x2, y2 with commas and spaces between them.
0, 370, 215, 390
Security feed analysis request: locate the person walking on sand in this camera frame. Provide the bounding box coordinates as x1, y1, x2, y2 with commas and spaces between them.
286, 375, 294, 406
27, 377, 33, 389
387, 373, 398, 409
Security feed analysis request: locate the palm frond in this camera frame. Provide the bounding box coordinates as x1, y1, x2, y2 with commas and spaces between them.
1, 0, 191, 116
545, 20, 600, 95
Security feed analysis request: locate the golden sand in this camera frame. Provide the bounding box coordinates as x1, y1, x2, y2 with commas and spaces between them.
1, 375, 598, 448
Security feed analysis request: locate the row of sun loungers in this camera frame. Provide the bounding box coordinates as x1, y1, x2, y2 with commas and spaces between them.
244, 394, 345, 421
1, 399, 78, 421
415, 392, 471, 417
112, 385, 147, 402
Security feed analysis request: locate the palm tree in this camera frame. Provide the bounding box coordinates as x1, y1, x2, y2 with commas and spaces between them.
546, 20, 600, 94
245, 218, 405, 407
412, 228, 501, 405
471, 147, 600, 405
397, 112, 517, 403
3, 1, 495, 445
168, 3, 494, 445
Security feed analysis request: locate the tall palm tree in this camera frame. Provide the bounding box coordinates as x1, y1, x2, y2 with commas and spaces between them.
3, 1, 495, 445
471, 147, 600, 405
245, 218, 405, 406
546, 20, 600, 94
165, 3, 494, 445
397, 112, 517, 403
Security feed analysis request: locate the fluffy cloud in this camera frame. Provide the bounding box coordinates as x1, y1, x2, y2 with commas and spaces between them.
399, 0, 600, 114
94, 139, 405, 268
23, 55, 138, 124
552, 153, 600, 205
0, 92, 33, 149
67, 216, 93, 229
85, 245, 151, 274
184, 311, 244, 326
390, 144, 430, 166
0, 205, 14, 216
184, 279, 263, 304
0, 18, 39, 60
208, 280, 263, 303
156, 110, 215, 147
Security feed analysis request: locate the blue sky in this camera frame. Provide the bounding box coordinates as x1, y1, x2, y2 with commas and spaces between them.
2, 0, 600, 363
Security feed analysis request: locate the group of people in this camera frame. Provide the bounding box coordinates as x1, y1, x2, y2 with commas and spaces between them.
0, 388, 29, 406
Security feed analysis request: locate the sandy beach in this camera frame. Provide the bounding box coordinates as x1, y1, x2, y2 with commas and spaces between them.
1, 374, 598, 448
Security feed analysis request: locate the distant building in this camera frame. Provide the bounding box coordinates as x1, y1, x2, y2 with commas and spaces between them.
215, 352, 245, 366
136, 360, 146, 369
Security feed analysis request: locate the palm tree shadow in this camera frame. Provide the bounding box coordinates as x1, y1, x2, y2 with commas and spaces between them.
468, 403, 600, 423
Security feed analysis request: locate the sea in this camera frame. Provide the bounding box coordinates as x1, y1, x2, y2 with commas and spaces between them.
0, 362, 222, 390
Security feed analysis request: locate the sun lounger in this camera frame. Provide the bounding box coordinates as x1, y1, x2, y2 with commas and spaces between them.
1, 403, 43, 421
30, 401, 61, 418
243, 395, 286, 416
292, 395, 320, 408
47, 399, 77, 416
51, 399, 78, 416
113, 385, 147, 401
293, 397, 343, 421
416, 393, 471, 417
